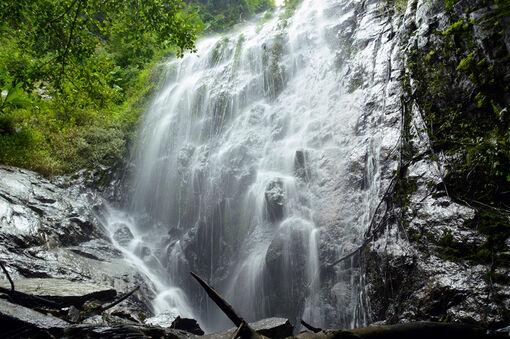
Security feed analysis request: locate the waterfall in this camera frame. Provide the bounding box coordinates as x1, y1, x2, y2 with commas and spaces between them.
104, 0, 400, 332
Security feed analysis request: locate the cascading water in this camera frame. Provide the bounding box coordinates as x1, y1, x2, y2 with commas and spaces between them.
104, 0, 400, 332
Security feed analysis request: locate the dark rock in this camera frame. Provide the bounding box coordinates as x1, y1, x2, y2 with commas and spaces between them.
294, 150, 309, 181
264, 179, 285, 222
360, 0, 510, 328
172, 316, 205, 335
67, 306, 80, 323
64, 324, 186, 339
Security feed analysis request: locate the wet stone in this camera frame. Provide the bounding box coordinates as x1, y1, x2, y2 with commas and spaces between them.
265, 179, 285, 222
144, 310, 180, 328
113, 225, 135, 247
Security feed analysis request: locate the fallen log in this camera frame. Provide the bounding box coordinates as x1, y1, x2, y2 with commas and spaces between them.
190, 272, 264, 339
190, 272, 247, 328
301, 319, 321, 333
296, 322, 506, 339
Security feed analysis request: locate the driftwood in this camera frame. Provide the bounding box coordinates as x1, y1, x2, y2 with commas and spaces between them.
191, 272, 264, 339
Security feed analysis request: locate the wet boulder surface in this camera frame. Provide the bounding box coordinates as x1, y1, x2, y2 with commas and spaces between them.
0, 165, 156, 334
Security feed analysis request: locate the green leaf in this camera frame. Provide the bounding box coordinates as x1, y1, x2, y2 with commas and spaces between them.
4, 84, 23, 104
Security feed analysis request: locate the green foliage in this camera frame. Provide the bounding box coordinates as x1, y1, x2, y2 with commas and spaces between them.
404, 1, 510, 210
0, 0, 199, 175
279, 0, 301, 21
184, 0, 274, 33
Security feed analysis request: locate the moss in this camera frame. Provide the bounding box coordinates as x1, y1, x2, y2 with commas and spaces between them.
210, 37, 230, 66
437, 229, 479, 263
256, 10, 274, 33
381, 0, 408, 13
347, 67, 366, 93
231, 34, 245, 74
456, 53, 473, 71
442, 20, 465, 35
262, 35, 285, 99
435, 209, 509, 265
400, 0, 510, 270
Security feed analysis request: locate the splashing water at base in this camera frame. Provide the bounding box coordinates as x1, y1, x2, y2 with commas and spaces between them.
102, 205, 195, 319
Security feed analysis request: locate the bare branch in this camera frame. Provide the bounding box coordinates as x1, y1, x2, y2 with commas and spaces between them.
0, 261, 15, 292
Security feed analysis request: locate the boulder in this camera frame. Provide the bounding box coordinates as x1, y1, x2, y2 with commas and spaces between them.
112, 224, 135, 247
250, 318, 294, 338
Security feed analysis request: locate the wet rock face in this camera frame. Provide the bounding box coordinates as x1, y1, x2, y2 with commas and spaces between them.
363, 0, 510, 329
0, 165, 153, 316
294, 150, 309, 181
0, 165, 104, 248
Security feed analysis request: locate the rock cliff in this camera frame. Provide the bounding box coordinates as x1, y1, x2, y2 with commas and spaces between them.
363, 0, 510, 331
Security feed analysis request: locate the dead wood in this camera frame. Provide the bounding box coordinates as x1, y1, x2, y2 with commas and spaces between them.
0, 261, 15, 291
95, 285, 140, 313
301, 319, 321, 333
191, 272, 264, 339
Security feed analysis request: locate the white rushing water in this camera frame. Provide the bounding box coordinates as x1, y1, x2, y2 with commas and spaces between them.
105, 0, 400, 332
